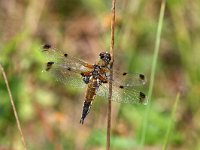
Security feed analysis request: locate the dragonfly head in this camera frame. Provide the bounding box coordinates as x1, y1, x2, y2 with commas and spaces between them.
99, 52, 111, 65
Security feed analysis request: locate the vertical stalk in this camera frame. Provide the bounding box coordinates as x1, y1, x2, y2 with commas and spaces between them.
162, 93, 180, 150
0, 64, 27, 150
140, 0, 166, 148
107, 0, 116, 150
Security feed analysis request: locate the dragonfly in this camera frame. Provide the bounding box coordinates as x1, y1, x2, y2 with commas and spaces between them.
42, 44, 148, 124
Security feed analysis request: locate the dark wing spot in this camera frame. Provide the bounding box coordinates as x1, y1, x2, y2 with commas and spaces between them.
47, 62, 54, 65
140, 92, 146, 98
102, 80, 108, 83
139, 74, 145, 80
46, 62, 54, 71
64, 53, 68, 57
122, 72, 127, 76
81, 72, 84, 76
43, 44, 51, 49
139, 92, 146, 103
119, 85, 124, 89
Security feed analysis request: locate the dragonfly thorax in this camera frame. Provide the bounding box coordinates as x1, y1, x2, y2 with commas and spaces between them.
92, 64, 101, 78
82, 64, 102, 84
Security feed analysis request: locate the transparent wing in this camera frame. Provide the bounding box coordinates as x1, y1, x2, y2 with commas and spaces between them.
112, 70, 147, 87
101, 68, 147, 87
42, 44, 92, 88
96, 83, 148, 105
44, 62, 87, 88
42, 44, 93, 73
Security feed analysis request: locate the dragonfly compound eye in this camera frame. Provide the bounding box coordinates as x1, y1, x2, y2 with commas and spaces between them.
99, 52, 111, 63
99, 53, 104, 59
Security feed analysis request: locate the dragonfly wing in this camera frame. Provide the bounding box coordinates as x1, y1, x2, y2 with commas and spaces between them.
42, 44, 92, 73
111, 70, 147, 87
42, 44, 92, 88
44, 62, 87, 88
96, 83, 148, 105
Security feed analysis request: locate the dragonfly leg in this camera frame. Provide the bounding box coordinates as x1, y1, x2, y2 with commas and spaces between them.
82, 76, 90, 84
99, 75, 108, 83
81, 71, 92, 84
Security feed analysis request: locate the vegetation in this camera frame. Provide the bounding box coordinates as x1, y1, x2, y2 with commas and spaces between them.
0, 0, 200, 149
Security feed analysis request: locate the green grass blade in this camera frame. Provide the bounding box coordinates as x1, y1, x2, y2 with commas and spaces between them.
140, 0, 166, 148
162, 93, 180, 150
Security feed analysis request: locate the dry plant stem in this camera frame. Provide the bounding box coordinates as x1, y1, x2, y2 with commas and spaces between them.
0, 64, 27, 150
107, 0, 116, 150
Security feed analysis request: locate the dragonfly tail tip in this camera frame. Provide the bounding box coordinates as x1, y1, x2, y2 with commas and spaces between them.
80, 118, 84, 124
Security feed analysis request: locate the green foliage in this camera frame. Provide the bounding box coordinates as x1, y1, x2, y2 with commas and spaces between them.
86, 129, 137, 150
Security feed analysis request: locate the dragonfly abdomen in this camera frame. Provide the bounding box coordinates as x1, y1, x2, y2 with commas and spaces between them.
80, 101, 92, 124
80, 79, 98, 124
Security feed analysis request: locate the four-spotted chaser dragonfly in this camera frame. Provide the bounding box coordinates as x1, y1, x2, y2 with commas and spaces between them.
42, 44, 148, 124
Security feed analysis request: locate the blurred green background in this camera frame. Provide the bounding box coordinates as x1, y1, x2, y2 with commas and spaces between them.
0, 0, 200, 150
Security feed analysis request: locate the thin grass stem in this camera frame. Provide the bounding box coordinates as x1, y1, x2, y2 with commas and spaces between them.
162, 93, 180, 150
140, 0, 166, 148
0, 64, 27, 150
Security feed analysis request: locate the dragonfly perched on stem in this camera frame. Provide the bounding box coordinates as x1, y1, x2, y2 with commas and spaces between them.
42, 44, 148, 124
